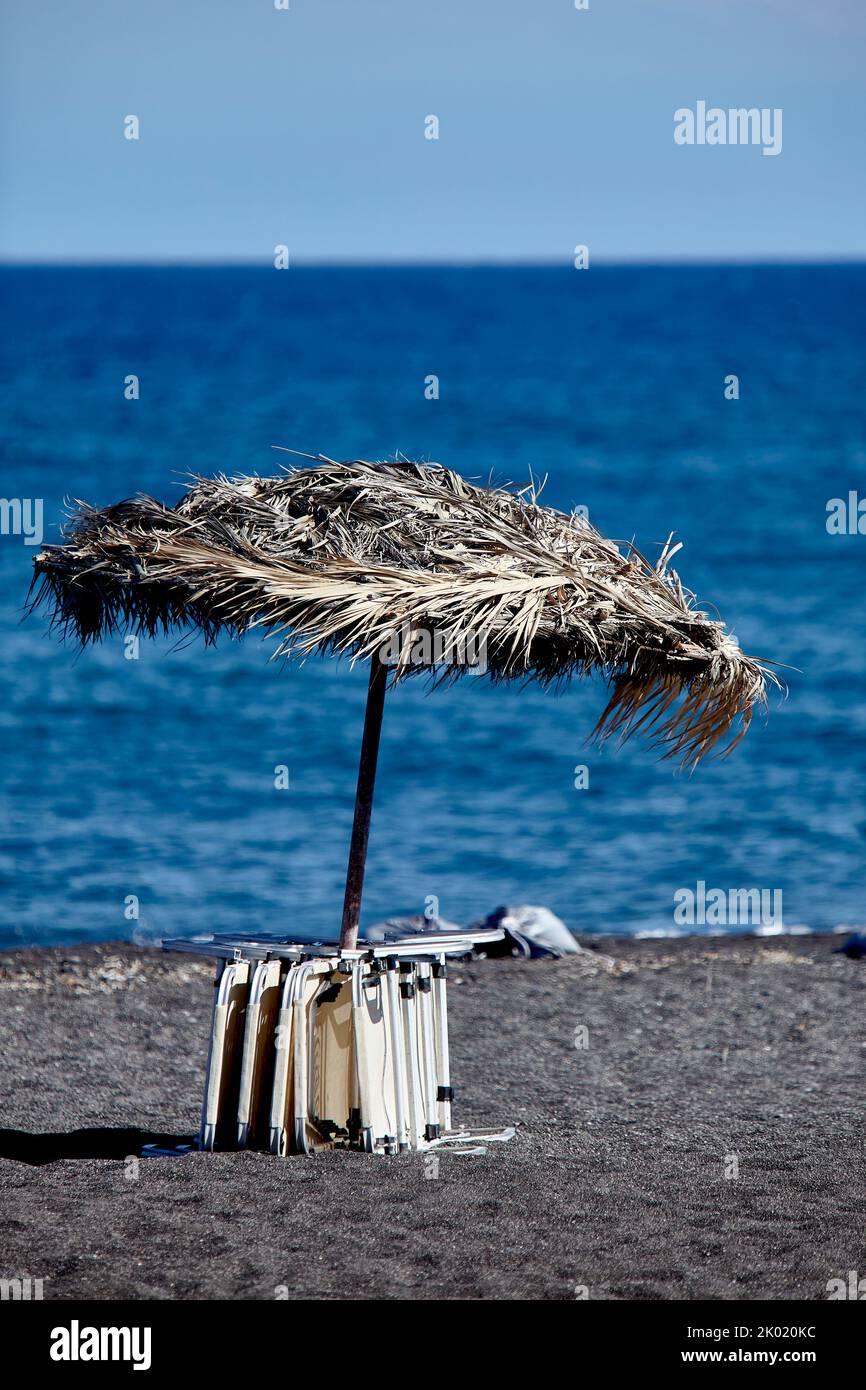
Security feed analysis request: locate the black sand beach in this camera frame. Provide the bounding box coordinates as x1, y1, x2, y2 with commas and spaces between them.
1, 936, 863, 1301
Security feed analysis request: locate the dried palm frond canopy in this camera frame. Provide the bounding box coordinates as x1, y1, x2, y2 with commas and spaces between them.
30, 456, 776, 767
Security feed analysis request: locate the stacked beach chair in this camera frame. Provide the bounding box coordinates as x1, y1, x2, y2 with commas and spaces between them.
162, 931, 514, 1156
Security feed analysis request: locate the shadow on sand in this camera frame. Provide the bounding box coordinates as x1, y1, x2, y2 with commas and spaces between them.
0, 1128, 196, 1166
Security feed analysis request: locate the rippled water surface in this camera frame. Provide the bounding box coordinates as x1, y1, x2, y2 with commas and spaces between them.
1, 265, 864, 946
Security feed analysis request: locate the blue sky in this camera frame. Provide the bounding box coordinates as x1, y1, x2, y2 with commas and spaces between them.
1, 0, 863, 262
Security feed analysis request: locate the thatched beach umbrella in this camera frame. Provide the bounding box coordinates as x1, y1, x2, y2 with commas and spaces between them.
30, 455, 775, 950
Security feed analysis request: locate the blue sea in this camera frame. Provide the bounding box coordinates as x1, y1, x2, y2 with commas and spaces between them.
1, 264, 864, 948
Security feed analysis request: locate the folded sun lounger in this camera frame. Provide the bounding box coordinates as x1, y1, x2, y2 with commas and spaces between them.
236, 959, 282, 1150
200, 957, 250, 1152
163, 931, 515, 1157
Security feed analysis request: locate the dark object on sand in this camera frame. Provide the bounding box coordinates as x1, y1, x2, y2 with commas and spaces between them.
471, 905, 578, 959
30, 455, 776, 949
834, 933, 866, 960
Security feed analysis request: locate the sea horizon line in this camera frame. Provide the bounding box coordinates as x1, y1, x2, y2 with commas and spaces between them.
1, 254, 864, 271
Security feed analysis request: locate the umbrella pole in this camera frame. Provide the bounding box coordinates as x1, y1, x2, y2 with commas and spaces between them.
339, 658, 388, 951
